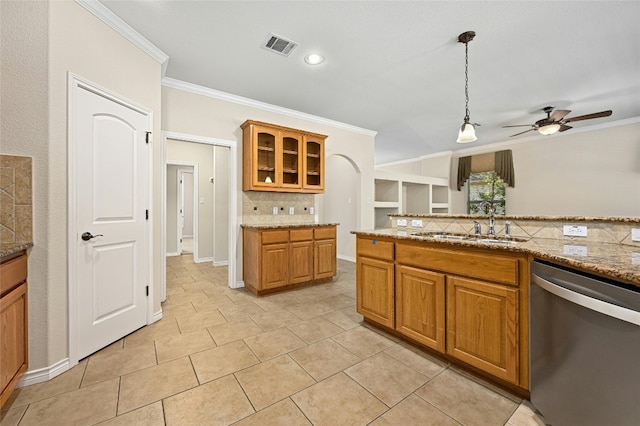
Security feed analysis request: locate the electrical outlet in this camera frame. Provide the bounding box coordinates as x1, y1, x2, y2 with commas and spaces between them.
563, 245, 588, 256
272, 207, 278, 215
288, 207, 294, 215
309, 207, 315, 215
632, 229, 640, 242
411, 219, 423, 228
563, 225, 588, 237
397, 230, 408, 237
633, 252, 640, 266
397, 219, 407, 227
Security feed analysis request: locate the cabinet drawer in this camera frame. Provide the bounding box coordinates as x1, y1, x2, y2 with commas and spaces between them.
290, 228, 313, 242
261, 230, 289, 244
314, 226, 336, 240
396, 243, 519, 286
357, 237, 394, 261
0, 254, 27, 297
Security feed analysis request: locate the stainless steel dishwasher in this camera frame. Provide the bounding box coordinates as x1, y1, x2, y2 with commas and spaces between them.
530, 260, 640, 426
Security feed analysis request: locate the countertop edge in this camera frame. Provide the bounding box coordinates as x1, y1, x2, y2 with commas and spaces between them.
0, 242, 34, 259
241, 223, 339, 229
388, 214, 640, 223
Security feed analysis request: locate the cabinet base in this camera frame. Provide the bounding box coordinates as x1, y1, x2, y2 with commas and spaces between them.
245, 277, 334, 296
362, 318, 530, 399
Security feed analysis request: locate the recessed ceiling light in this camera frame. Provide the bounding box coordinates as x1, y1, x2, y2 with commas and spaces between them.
304, 53, 324, 65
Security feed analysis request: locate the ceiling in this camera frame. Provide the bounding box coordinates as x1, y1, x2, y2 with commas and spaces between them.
99, 1, 640, 165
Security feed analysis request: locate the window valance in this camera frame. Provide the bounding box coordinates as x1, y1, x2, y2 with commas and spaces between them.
457, 149, 515, 190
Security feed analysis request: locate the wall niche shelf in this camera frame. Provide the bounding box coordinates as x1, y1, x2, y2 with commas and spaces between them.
373, 170, 450, 229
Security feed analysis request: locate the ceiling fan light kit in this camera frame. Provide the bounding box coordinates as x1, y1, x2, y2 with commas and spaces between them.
456, 31, 478, 144
537, 123, 561, 136
503, 105, 613, 137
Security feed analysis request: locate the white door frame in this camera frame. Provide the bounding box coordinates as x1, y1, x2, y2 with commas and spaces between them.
161, 131, 239, 302
177, 167, 195, 256
67, 73, 153, 366
168, 163, 198, 260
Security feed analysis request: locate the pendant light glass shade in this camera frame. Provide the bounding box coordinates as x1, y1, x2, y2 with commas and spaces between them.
456, 122, 477, 143
538, 123, 561, 135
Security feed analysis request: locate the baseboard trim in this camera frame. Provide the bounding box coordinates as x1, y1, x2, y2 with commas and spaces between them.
338, 254, 356, 263
18, 358, 71, 388
152, 310, 163, 323
166, 252, 180, 257
213, 260, 229, 267
195, 257, 213, 264
232, 280, 245, 289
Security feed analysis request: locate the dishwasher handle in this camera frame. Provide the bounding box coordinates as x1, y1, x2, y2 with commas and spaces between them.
532, 274, 640, 326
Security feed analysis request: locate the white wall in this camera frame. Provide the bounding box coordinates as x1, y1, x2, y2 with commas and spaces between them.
1, 1, 162, 371
161, 83, 376, 282
445, 122, 640, 216
182, 172, 194, 236
166, 165, 180, 253
213, 146, 229, 265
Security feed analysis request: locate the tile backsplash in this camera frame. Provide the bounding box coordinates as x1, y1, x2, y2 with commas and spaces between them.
0, 155, 33, 244
242, 191, 317, 226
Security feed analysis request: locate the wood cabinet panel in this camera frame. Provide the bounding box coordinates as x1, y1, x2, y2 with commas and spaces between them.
446, 275, 519, 384
290, 228, 313, 242
396, 243, 519, 286
313, 226, 336, 240
357, 237, 394, 262
0, 255, 27, 296
290, 241, 314, 284
261, 230, 289, 244
357, 257, 395, 328
261, 243, 289, 289
314, 238, 336, 280
395, 265, 445, 352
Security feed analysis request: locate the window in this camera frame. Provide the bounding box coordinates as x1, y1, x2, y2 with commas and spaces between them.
467, 171, 505, 215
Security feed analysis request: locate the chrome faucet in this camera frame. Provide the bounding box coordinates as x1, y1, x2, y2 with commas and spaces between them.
479, 201, 495, 236
505, 220, 512, 239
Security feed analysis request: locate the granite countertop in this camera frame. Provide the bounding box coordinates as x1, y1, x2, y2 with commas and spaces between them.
241, 223, 339, 229
0, 242, 33, 259
388, 213, 640, 223
352, 228, 640, 286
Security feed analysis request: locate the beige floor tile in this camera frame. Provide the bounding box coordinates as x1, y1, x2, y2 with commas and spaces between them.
118, 357, 198, 415
244, 327, 307, 361
321, 309, 361, 330
96, 401, 164, 426
6, 360, 86, 408
285, 302, 334, 320
167, 289, 208, 306
123, 317, 181, 347
345, 352, 429, 406
290, 339, 361, 381
319, 293, 355, 309
19, 378, 119, 426
369, 394, 460, 426
332, 326, 395, 358
160, 301, 196, 319
191, 295, 235, 312
233, 398, 312, 426
287, 316, 344, 343
415, 369, 519, 426
218, 301, 266, 321
163, 375, 254, 425
175, 309, 227, 333
190, 340, 259, 384
82, 342, 156, 387
292, 372, 387, 426
250, 309, 303, 331
0, 404, 27, 426
235, 355, 315, 411
507, 400, 547, 426
155, 328, 216, 363
207, 318, 264, 346
384, 343, 448, 378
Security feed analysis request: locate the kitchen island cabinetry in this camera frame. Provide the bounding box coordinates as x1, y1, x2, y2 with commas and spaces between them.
356, 235, 530, 391
241, 120, 326, 193
243, 225, 337, 295
0, 250, 28, 408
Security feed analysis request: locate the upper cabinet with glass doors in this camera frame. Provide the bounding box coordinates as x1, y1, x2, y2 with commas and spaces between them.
242, 120, 326, 193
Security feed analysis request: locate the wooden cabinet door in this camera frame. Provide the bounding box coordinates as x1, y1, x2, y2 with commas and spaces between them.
280, 130, 302, 190
395, 265, 445, 352
446, 276, 519, 384
0, 283, 28, 407
314, 238, 336, 279
248, 124, 280, 190
302, 136, 325, 192
357, 257, 394, 328
290, 241, 313, 284
261, 243, 289, 289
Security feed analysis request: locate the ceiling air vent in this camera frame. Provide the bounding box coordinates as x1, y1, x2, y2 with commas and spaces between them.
262, 33, 299, 57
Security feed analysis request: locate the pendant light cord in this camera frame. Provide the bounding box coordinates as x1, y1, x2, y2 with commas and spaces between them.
464, 40, 470, 123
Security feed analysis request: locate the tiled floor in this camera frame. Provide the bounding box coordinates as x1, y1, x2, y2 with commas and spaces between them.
1, 256, 548, 426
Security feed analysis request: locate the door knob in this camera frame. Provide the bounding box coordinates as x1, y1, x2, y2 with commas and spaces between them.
81, 232, 103, 241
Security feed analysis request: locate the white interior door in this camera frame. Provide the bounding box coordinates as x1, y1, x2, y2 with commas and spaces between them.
73, 82, 150, 360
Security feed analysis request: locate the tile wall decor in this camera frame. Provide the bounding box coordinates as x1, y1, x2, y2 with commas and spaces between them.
0, 155, 33, 244
242, 191, 317, 226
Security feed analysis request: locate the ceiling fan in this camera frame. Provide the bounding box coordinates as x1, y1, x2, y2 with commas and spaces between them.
503, 106, 612, 137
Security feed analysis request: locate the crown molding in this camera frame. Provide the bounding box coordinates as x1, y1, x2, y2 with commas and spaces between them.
76, 0, 169, 73
162, 77, 378, 138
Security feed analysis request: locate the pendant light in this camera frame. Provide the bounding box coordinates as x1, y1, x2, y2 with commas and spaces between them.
456, 31, 478, 143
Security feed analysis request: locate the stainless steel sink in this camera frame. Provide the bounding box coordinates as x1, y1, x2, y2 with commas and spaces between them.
411, 232, 469, 240
474, 238, 519, 245
411, 231, 525, 244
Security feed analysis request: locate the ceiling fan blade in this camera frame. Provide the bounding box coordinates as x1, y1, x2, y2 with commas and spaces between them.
558, 124, 572, 132
564, 110, 612, 123
510, 129, 536, 137
549, 109, 571, 121
503, 124, 533, 128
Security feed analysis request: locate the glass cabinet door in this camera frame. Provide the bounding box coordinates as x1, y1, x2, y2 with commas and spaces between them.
253, 126, 278, 188
280, 131, 302, 189
303, 137, 324, 191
